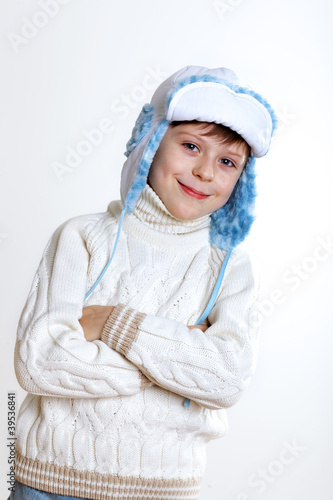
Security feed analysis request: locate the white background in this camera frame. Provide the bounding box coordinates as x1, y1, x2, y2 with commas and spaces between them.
1, 0, 333, 498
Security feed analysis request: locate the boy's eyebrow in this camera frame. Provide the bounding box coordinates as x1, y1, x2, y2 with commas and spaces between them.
176, 131, 246, 158
223, 150, 245, 158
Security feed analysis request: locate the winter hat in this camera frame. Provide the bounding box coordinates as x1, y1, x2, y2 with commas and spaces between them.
120, 65, 277, 250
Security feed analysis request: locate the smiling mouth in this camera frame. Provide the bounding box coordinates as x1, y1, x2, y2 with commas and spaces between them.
177, 180, 210, 200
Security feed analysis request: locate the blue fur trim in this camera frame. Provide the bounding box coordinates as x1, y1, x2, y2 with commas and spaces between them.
124, 119, 170, 213
210, 155, 257, 250
165, 75, 278, 138
125, 104, 154, 157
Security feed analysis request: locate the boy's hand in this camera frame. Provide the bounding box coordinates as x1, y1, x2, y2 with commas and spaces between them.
188, 324, 208, 332
79, 305, 114, 342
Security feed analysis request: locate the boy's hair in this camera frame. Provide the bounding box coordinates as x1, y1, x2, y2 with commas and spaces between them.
170, 120, 251, 165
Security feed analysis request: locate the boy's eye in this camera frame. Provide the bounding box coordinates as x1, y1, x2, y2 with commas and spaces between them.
183, 142, 199, 152
219, 158, 235, 168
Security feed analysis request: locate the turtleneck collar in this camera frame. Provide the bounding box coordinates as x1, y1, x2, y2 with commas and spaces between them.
133, 184, 211, 235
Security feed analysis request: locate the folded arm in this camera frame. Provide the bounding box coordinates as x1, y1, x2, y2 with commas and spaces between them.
100, 250, 260, 410
14, 216, 152, 398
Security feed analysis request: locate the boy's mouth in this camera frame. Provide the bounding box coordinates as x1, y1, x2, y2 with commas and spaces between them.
177, 180, 210, 200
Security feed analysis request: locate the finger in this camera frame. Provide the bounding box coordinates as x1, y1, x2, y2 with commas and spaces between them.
188, 324, 208, 332
197, 324, 208, 332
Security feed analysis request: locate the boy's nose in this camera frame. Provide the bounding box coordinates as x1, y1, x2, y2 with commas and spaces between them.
192, 160, 214, 181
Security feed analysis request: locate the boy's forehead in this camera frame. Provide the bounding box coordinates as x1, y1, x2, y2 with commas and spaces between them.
168, 121, 218, 138
169, 121, 237, 135
168, 121, 248, 145
165, 122, 210, 141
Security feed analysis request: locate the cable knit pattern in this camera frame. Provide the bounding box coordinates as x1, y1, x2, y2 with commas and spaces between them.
14, 184, 260, 499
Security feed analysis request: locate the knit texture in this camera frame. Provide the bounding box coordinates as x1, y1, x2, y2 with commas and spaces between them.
14, 185, 260, 499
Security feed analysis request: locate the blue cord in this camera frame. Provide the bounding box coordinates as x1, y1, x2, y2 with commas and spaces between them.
84, 214, 232, 409
195, 248, 233, 325
183, 248, 233, 408
84, 207, 126, 301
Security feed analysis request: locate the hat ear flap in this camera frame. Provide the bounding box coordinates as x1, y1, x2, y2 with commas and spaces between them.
125, 104, 154, 157
210, 155, 257, 250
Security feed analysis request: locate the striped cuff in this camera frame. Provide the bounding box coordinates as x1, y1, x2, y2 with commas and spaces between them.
101, 304, 146, 356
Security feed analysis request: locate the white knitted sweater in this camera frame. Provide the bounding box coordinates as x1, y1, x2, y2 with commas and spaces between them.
14, 185, 259, 500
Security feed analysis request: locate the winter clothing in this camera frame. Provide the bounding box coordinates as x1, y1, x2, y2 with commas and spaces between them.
13, 66, 276, 500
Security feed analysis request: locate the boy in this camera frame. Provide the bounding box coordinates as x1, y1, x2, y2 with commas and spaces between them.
11, 65, 277, 500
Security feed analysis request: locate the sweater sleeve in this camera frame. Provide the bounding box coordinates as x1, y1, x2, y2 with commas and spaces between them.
101, 249, 260, 410
14, 216, 152, 398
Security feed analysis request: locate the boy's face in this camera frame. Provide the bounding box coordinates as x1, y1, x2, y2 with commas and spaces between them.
147, 122, 249, 220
